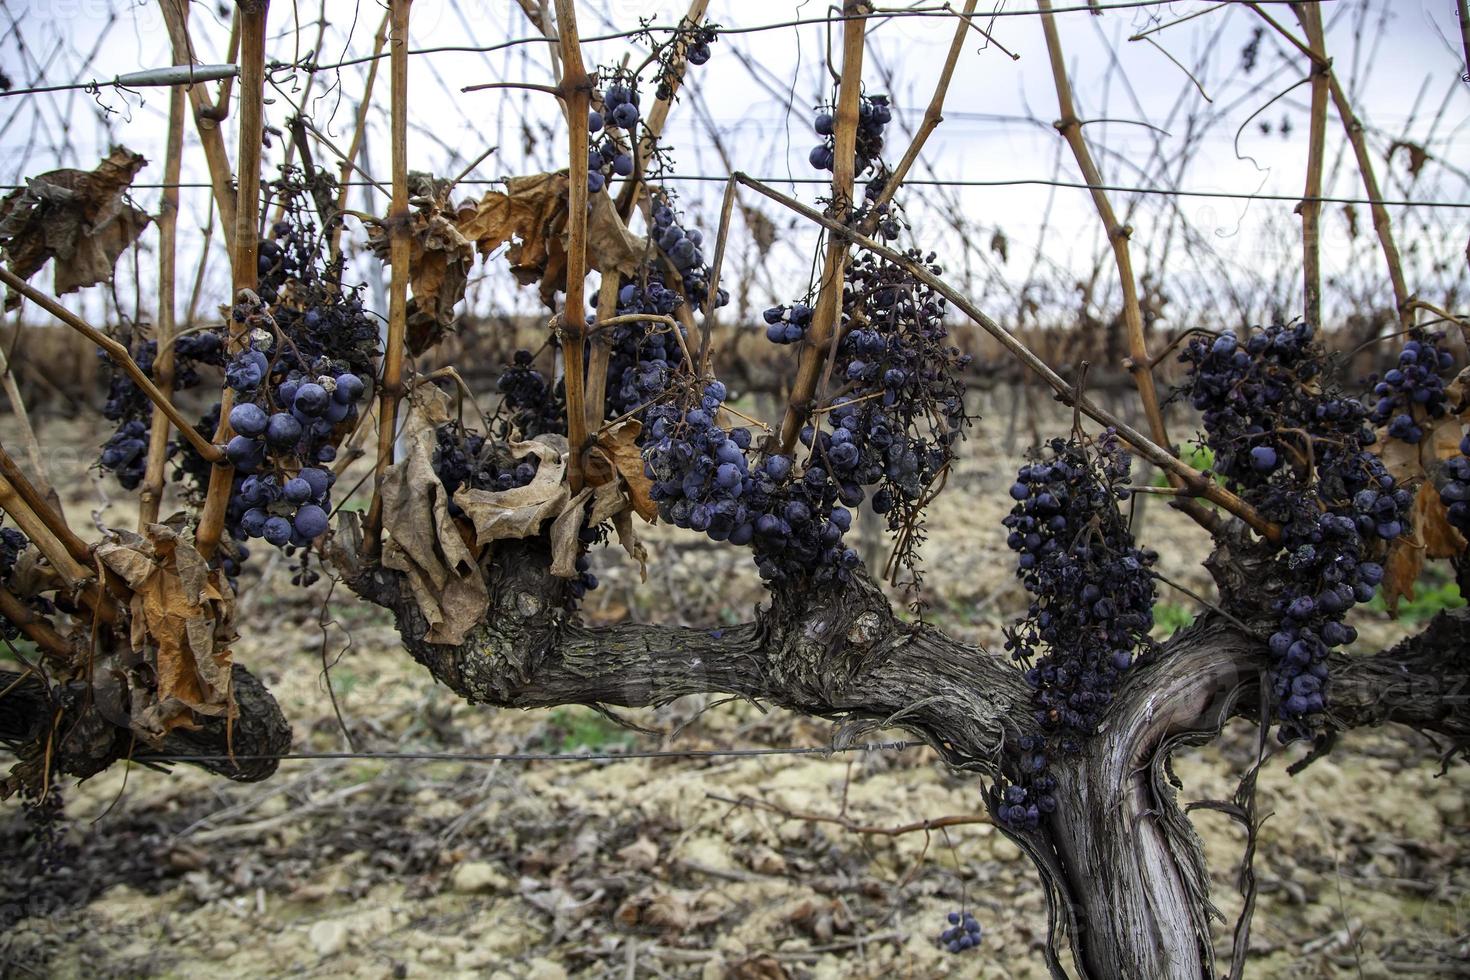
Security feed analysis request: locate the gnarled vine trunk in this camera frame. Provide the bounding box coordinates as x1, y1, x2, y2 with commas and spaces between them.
337, 539, 1470, 979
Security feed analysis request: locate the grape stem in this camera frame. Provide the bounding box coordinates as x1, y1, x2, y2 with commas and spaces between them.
614, 0, 711, 221
777, 5, 867, 455
582, 274, 625, 443
707, 792, 989, 836
0, 270, 221, 464
585, 312, 679, 337
0, 586, 72, 662
365, 0, 413, 558
459, 80, 563, 95
1036, 1, 1195, 521
1246, 2, 1412, 330
856, 0, 979, 236
157, 0, 238, 255
194, 0, 268, 561
552, 0, 594, 493
329, 8, 390, 264
140, 27, 188, 530
732, 172, 1281, 541
697, 173, 738, 372
0, 471, 91, 587
1148, 569, 1261, 639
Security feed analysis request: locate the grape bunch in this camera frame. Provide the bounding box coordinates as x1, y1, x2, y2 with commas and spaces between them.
1367, 334, 1454, 443
586, 82, 639, 196
431, 421, 541, 518
591, 81, 640, 136
433, 421, 598, 601
650, 197, 727, 310
993, 433, 1156, 828
253, 215, 381, 376
938, 911, 983, 954
732, 251, 971, 584
761, 302, 813, 345
1263, 496, 1388, 739
1441, 433, 1470, 538
808, 94, 892, 176
823, 251, 971, 569
222, 357, 364, 551
99, 419, 151, 490
655, 20, 718, 99
1178, 322, 1411, 739
604, 276, 684, 417
97, 332, 225, 489
640, 380, 855, 584
0, 519, 28, 641
497, 350, 566, 440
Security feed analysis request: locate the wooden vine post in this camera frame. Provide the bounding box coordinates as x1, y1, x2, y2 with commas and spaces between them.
1249, 2, 1412, 330
196, 0, 268, 559
157, 0, 238, 254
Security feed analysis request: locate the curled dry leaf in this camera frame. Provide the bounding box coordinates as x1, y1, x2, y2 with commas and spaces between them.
453, 436, 570, 548
1379, 481, 1466, 614
457, 172, 569, 308
94, 524, 235, 741
451, 432, 650, 581
585, 419, 657, 522
367, 200, 475, 356
379, 387, 489, 645
1372, 407, 1466, 487
0, 146, 151, 309
549, 480, 626, 578
455, 171, 647, 308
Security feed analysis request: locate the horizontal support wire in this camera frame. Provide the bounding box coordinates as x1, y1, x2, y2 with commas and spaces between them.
2, 175, 1460, 208
136, 740, 925, 766
279, 1, 1308, 74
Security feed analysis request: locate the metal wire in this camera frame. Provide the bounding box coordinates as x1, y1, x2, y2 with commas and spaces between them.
0, 175, 1460, 209
284, 2, 1306, 74
139, 739, 925, 766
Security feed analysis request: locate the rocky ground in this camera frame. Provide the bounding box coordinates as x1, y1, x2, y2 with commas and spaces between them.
2, 391, 1467, 979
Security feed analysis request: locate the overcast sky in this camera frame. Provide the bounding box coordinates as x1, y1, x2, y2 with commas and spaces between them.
1, 0, 1467, 334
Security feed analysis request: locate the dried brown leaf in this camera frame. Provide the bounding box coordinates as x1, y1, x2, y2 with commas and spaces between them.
457, 172, 569, 308
582, 190, 647, 280
548, 480, 625, 578
1419, 481, 1468, 559
612, 508, 648, 582
379, 388, 489, 645
1389, 139, 1430, 178
0, 146, 151, 309
586, 419, 657, 522
367, 206, 474, 355
95, 524, 235, 741
453, 436, 570, 548
1379, 481, 1467, 613
456, 171, 645, 308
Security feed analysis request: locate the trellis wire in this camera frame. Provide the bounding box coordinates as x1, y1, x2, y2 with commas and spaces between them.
1, 175, 1461, 209
282, 0, 1311, 74
140, 739, 925, 766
